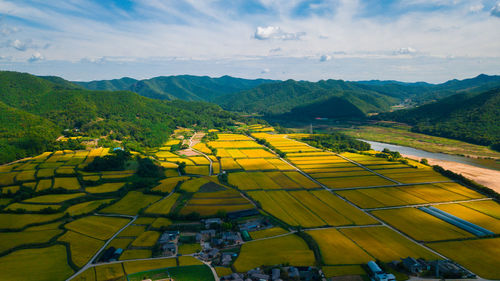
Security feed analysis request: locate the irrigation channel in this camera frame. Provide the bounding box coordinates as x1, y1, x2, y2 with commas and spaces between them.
362, 139, 500, 171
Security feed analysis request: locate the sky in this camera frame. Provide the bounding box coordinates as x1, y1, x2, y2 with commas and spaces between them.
0, 0, 500, 83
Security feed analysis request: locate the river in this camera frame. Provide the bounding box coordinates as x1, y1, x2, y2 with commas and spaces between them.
362, 139, 500, 171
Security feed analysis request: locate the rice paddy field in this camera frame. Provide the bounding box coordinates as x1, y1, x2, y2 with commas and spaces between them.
228, 171, 317, 190
180, 188, 254, 216
249, 227, 288, 240
427, 238, 500, 279
435, 203, 500, 233
233, 234, 315, 272
371, 208, 474, 242
64, 215, 130, 240
0, 228, 63, 253
101, 191, 161, 216
144, 193, 181, 215
58, 230, 104, 267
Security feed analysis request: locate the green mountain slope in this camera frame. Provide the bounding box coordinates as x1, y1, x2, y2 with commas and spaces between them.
377, 88, 500, 146
0, 71, 240, 164
76, 75, 276, 101
216, 79, 398, 117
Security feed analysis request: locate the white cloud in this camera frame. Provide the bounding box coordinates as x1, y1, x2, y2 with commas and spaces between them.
261, 68, 270, 74
11, 39, 27, 51
395, 47, 417, 55
491, 2, 500, 17
28, 52, 44, 62
320, 54, 332, 62
469, 4, 483, 12
254, 26, 305, 40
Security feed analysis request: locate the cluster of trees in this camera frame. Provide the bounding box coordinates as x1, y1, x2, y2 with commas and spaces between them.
84, 150, 131, 171
300, 132, 370, 152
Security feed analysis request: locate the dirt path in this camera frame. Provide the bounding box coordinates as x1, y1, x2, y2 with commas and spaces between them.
403, 154, 500, 193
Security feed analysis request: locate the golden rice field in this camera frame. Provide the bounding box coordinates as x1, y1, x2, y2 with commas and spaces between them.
180, 187, 254, 216
290, 190, 353, 226
120, 249, 153, 260
461, 200, 500, 219
188, 156, 210, 165
215, 267, 233, 277
180, 177, 211, 192
249, 227, 288, 240
340, 226, 439, 262
37, 168, 55, 178
0, 228, 63, 253
118, 225, 147, 237
436, 203, 500, 233
193, 143, 212, 154
208, 140, 261, 149
23, 193, 86, 203
53, 177, 81, 190
107, 237, 134, 249
65, 199, 113, 216
134, 217, 155, 225
427, 238, 500, 279
178, 256, 204, 266
131, 231, 160, 247
86, 182, 126, 193
152, 176, 189, 193
371, 208, 474, 242
216, 133, 253, 141
178, 243, 202, 255
123, 258, 177, 274
322, 265, 367, 278
95, 263, 125, 280
233, 234, 315, 272
1, 185, 20, 194
307, 228, 373, 265
151, 217, 172, 229
58, 230, 104, 267
0, 213, 64, 230
6, 202, 60, 212
16, 169, 36, 182
64, 215, 130, 241
145, 193, 180, 215
184, 165, 210, 175
101, 191, 161, 216
236, 158, 278, 171
220, 157, 241, 170
0, 245, 74, 281
317, 175, 395, 189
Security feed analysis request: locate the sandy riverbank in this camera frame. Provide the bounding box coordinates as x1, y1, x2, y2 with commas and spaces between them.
403, 154, 500, 193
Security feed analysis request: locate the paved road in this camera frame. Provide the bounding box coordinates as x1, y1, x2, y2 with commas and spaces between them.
188, 132, 214, 176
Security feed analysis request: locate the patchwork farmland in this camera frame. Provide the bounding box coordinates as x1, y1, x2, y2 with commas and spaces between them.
0, 128, 499, 281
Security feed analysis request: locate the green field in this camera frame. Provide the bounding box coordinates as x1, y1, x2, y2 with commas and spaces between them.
0, 228, 63, 253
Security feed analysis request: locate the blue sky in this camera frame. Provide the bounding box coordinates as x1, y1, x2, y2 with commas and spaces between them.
0, 0, 500, 82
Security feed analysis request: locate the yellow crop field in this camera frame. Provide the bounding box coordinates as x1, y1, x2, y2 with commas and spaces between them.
208, 140, 261, 148
178, 256, 203, 266
298, 163, 357, 169
310, 190, 378, 225
0, 228, 63, 253
134, 217, 155, 225
341, 226, 438, 262
107, 237, 133, 249
58, 230, 104, 267
220, 158, 241, 170
371, 208, 474, 242
120, 249, 152, 260
189, 156, 210, 165
123, 258, 177, 274
86, 182, 125, 193
427, 238, 500, 280
302, 167, 364, 174
317, 175, 395, 189
118, 225, 146, 237
184, 165, 210, 175
215, 267, 233, 277
227, 149, 247, 158
151, 217, 172, 228
165, 139, 182, 146
462, 200, 500, 219
72, 268, 96, 281
65, 199, 113, 216
159, 161, 178, 169
24, 193, 85, 203
436, 204, 500, 233
1, 185, 20, 194
101, 191, 161, 216
237, 158, 276, 171
215, 148, 232, 158
53, 177, 81, 190
82, 175, 100, 181
37, 168, 55, 178
178, 243, 202, 254
249, 227, 288, 240
228, 172, 281, 190
290, 191, 352, 226
0, 172, 18, 186
101, 173, 133, 179
131, 231, 160, 247
241, 149, 276, 158
266, 158, 295, 170
248, 191, 298, 225
0, 213, 64, 229
307, 228, 373, 264
145, 193, 180, 215
433, 182, 485, 199
166, 157, 195, 165
264, 191, 326, 227
16, 170, 36, 182
193, 143, 212, 154
180, 204, 254, 216
379, 170, 450, 184
309, 170, 375, 178
152, 176, 189, 193
233, 234, 314, 272
56, 167, 75, 175
6, 203, 60, 212
95, 263, 125, 280
287, 152, 333, 157
322, 265, 367, 278
337, 186, 431, 209
65, 216, 130, 240
402, 184, 469, 202
216, 133, 252, 141
282, 171, 319, 188
180, 177, 211, 192
0, 245, 74, 281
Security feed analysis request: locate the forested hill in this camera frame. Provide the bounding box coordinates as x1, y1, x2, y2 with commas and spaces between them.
75, 75, 277, 101
0, 71, 240, 164
376, 87, 500, 147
